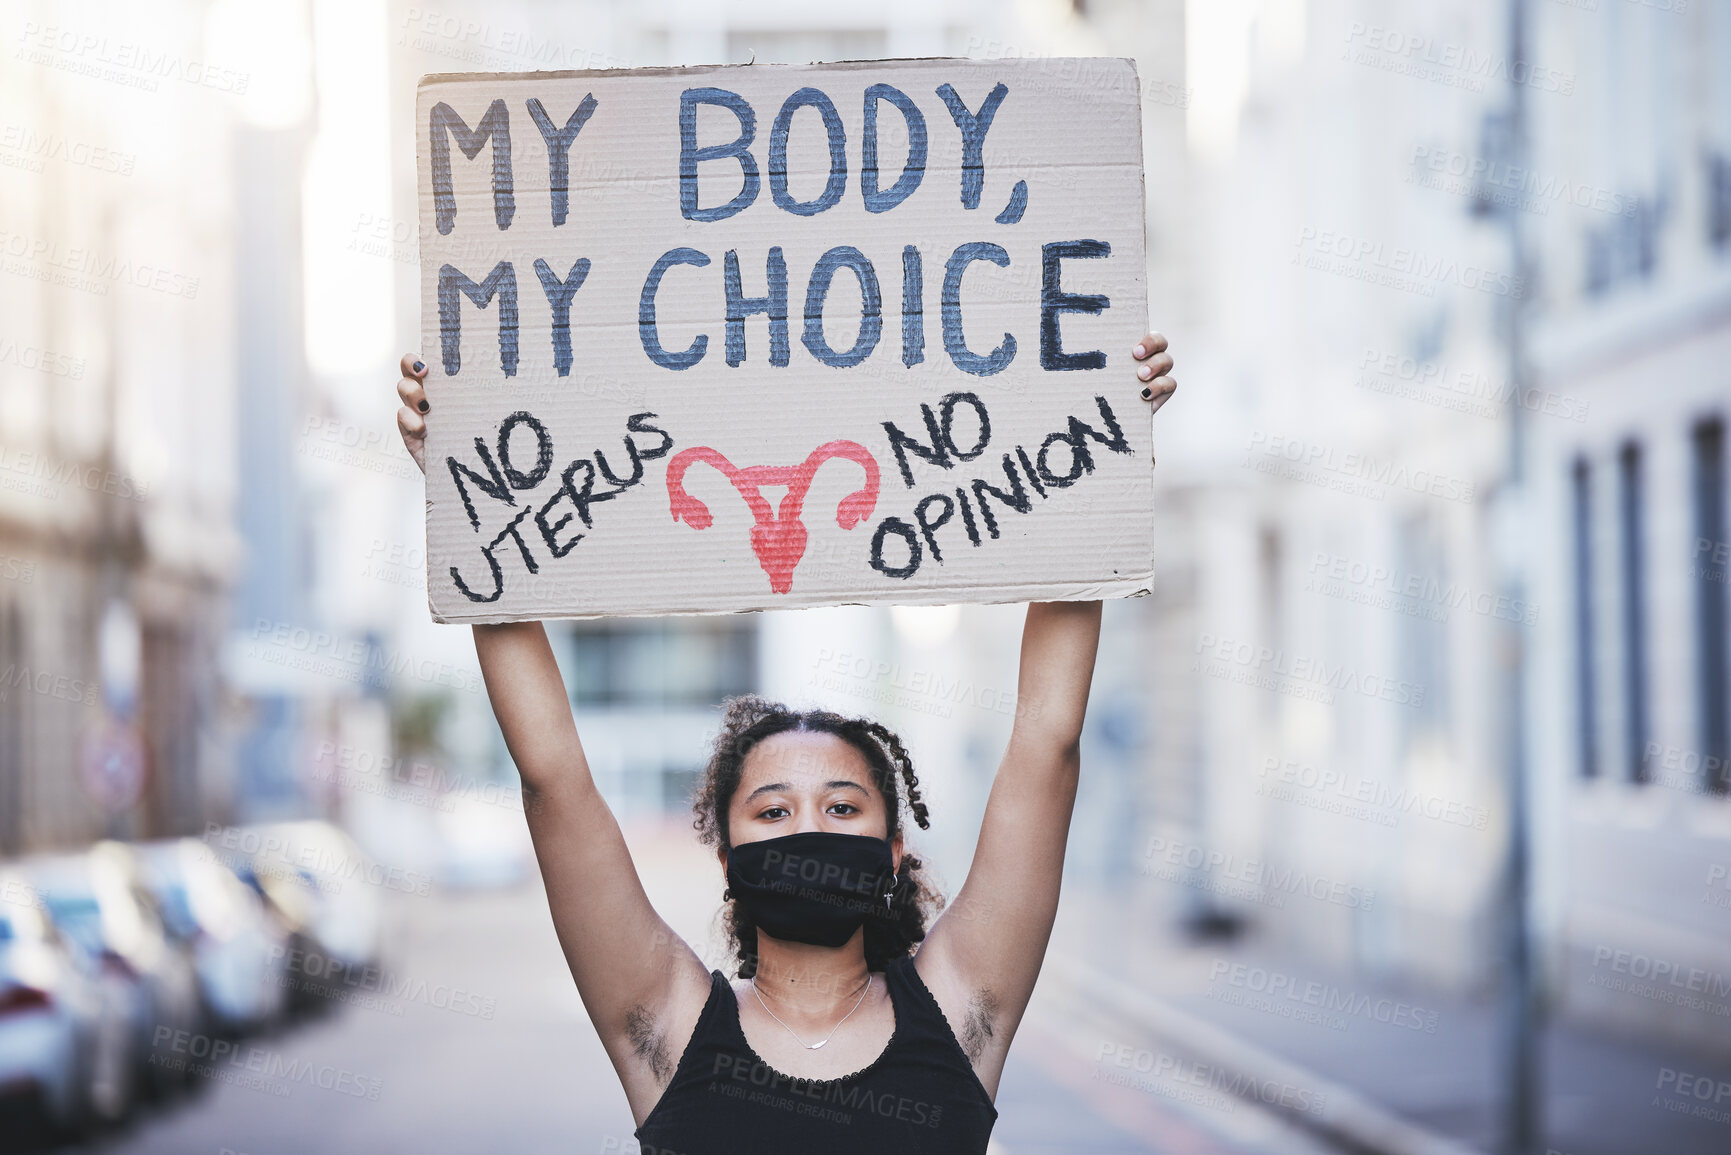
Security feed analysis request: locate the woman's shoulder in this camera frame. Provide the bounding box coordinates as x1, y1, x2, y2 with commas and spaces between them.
904, 946, 985, 1050
891, 950, 949, 1012
660, 966, 737, 1066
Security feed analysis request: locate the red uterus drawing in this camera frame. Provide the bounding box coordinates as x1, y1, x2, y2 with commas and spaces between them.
666, 441, 880, 593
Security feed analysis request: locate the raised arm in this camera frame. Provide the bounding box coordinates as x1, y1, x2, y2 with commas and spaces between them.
394, 356, 710, 1121
914, 333, 1175, 1096
913, 602, 1101, 1087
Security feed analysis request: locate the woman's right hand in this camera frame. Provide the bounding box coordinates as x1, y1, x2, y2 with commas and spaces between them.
395, 353, 430, 475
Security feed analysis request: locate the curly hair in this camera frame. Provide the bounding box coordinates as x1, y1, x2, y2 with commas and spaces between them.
692, 694, 944, 978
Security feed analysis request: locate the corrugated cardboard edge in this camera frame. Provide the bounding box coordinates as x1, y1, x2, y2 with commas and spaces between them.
1127, 55, 1158, 604
416, 57, 1141, 87
416, 56, 1159, 623
429, 576, 1153, 625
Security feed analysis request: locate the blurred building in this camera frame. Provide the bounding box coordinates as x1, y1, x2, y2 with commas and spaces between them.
1523, 0, 1731, 1059
1109, 0, 1731, 1066
0, 0, 250, 852
227, 5, 319, 821
1132, 0, 1513, 988
0, 0, 403, 851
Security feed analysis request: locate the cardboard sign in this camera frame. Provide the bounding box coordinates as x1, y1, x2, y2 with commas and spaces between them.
416, 59, 1152, 621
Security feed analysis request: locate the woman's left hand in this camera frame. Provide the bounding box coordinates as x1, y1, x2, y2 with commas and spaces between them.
1132, 331, 1177, 415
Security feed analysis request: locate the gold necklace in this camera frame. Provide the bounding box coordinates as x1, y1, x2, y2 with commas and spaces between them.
750, 974, 872, 1051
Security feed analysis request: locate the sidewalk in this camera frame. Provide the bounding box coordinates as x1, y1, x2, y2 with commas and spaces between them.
1048, 889, 1731, 1155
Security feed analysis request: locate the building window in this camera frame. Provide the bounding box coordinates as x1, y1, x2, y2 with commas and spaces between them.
1693, 419, 1729, 793
1584, 195, 1665, 297
1572, 458, 1598, 779
1397, 513, 1450, 745
1257, 525, 1282, 727
1708, 151, 1731, 251
1618, 441, 1650, 783
566, 619, 756, 709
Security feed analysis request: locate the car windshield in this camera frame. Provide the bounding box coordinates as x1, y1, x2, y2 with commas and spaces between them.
0, 896, 51, 944
155, 884, 198, 939
43, 894, 103, 954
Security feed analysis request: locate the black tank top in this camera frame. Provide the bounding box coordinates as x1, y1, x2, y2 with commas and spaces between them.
634, 956, 997, 1154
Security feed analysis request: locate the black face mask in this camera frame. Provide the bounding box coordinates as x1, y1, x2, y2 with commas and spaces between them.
725, 831, 897, 948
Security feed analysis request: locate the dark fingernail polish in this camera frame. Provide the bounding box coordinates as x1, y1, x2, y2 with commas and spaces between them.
418, 400, 429, 413
1140, 386, 1153, 401
412, 361, 425, 374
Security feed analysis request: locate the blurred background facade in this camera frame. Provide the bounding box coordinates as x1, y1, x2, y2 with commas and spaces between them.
1, 1, 1729, 1153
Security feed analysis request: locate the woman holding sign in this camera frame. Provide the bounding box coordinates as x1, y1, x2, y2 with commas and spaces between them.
393, 336, 1174, 1153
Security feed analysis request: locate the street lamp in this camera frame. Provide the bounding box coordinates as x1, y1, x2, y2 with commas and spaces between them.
1471, 0, 1541, 1151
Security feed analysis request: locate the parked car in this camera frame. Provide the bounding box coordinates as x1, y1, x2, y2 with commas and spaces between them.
244, 822, 382, 973
0, 869, 134, 1135
133, 839, 289, 1034
207, 821, 381, 1015
25, 843, 203, 1100
215, 846, 325, 1015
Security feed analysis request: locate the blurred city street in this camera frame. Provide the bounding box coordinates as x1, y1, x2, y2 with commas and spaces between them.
40, 823, 1335, 1155
27, 858, 1731, 1155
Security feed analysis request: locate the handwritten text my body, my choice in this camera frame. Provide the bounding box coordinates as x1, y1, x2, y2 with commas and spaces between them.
430, 76, 1132, 600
